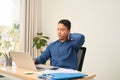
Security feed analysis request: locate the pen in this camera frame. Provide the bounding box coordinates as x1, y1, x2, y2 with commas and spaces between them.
3, 54, 6, 58
3, 53, 9, 59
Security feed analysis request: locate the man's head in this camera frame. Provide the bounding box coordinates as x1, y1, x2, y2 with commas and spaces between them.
57, 19, 71, 42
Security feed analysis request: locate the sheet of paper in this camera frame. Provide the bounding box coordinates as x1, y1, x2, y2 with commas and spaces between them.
36, 68, 79, 75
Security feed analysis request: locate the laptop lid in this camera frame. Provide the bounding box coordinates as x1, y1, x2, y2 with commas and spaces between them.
10, 52, 37, 71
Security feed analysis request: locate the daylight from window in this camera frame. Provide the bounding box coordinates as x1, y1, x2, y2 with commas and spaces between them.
0, 0, 21, 55
0, 0, 12, 26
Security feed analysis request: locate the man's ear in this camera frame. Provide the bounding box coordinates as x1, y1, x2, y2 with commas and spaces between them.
68, 29, 70, 33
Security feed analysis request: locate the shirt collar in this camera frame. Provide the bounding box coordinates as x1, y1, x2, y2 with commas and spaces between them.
58, 39, 71, 44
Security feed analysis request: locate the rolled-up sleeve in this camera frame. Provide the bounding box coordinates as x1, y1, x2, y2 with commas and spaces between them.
70, 33, 85, 50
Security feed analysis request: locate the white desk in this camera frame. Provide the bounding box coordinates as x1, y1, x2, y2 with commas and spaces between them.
0, 64, 96, 80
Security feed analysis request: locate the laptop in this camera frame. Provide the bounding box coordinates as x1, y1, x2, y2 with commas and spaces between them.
10, 52, 58, 72
10, 52, 40, 71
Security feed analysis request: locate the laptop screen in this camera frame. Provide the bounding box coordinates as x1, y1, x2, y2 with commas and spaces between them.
10, 52, 37, 71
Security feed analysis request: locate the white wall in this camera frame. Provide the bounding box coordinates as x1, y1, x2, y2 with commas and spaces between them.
41, 0, 120, 80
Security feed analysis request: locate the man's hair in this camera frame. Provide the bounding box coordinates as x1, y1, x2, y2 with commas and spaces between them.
58, 19, 71, 30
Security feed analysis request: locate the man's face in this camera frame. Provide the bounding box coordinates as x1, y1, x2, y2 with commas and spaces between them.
57, 23, 70, 41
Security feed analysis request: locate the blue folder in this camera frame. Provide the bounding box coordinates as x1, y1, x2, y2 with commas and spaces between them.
39, 73, 87, 80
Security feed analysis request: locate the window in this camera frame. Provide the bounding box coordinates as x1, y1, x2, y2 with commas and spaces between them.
0, 0, 12, 26
0, 0, 21, 53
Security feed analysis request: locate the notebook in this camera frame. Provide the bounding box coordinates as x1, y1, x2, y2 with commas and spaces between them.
10, 52, 39, 71
39, 73, 87, 80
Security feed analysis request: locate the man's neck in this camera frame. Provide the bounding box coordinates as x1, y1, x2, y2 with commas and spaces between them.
60, 39, 66, 43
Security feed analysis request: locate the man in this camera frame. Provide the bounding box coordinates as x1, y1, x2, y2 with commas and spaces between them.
35, 19, 85, 70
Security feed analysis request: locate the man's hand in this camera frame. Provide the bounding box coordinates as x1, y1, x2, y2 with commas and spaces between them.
33, 59, 36, 63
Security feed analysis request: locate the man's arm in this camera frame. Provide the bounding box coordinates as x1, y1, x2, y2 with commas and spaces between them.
34, 44, 51, 64
70, 33, 85, 49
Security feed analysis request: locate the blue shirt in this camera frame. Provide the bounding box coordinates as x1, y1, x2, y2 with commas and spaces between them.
35, 33, 85, 70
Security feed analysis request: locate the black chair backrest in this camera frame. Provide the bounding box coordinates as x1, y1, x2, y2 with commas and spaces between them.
77, 47, 86, 71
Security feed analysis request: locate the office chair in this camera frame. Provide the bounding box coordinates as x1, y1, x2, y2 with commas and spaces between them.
77, 47, 86, 71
